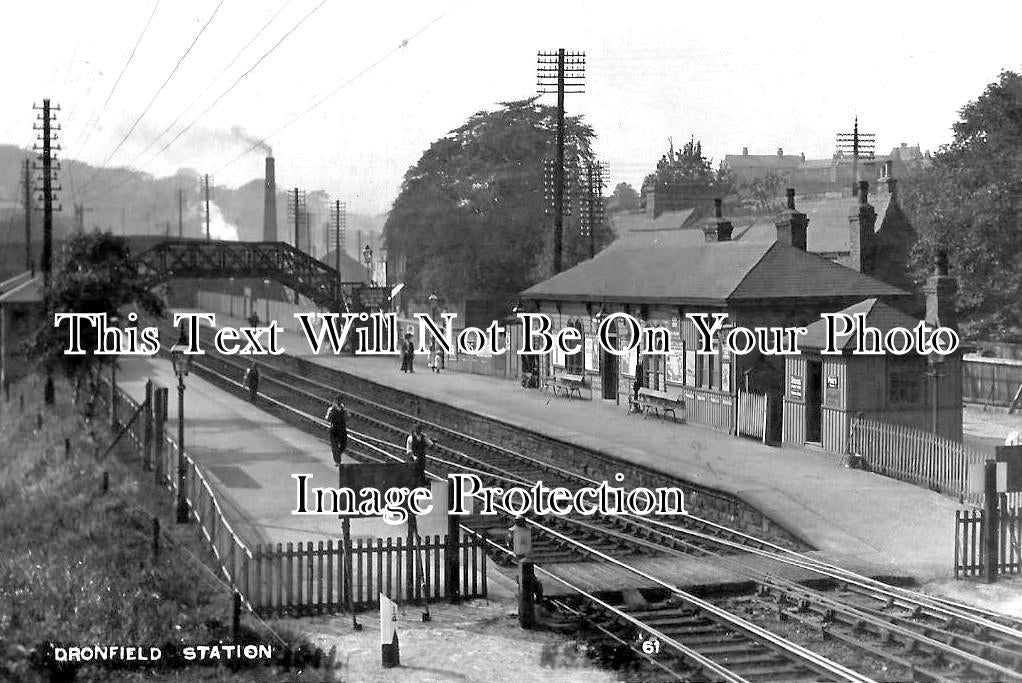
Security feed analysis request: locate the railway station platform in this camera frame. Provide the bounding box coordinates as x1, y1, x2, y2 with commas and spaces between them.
181, 310, 965, 584
115, 356, 451, 551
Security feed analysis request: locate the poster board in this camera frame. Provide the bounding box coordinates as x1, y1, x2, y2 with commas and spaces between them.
623, 347, 637, 377
584, 338, 599, 372
666, 348, 685, 384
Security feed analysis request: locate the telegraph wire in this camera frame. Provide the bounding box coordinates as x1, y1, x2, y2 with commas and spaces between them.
213, 0, 466, 176
81, 0, 225, 192
101, 0, 295, 179
87, 0, 321, 202
73, 0, 161, 153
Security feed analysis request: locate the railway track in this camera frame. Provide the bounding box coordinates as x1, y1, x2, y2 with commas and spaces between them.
147, 315, 1022, 682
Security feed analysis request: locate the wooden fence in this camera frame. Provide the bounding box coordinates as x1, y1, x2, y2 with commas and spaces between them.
954, 505, 1022, 578
92, 373, 487, 616
849, 416, 990, 504
962, 356, 1022, 408
736, 391, 768, 442
248, 535, 488, 617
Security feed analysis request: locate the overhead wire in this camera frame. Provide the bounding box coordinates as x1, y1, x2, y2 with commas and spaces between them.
87, 0, 321, 203
213, 0, 468, 176
87, 0, 295, 195
81, 0, 225, 192
73, 0, 161, 153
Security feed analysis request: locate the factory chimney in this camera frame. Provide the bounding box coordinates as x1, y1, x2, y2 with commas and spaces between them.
263, 157, 277, 242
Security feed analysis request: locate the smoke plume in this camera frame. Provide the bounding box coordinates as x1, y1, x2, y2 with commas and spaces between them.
230, 125, 272, 157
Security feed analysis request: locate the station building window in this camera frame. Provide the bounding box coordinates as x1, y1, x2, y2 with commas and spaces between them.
565, 319, 584, 375
888, 357, 925, 406
642, 353, 665, 391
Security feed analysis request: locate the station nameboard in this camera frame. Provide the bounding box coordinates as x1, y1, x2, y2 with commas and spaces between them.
338, 462, 425, 517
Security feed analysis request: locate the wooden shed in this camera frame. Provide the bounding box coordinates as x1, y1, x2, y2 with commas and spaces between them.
782, 297, 963, 452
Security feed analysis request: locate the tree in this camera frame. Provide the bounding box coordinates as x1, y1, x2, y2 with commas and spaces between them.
901, 71, 1022, 341
26, 231, 165, 400
608, 182, 640, 213
383, 98, 609, 303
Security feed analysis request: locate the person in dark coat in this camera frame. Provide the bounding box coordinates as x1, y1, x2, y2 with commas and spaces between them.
243, 361, 260, 402
325, 394, 348, 465
400, 333, 415, 373
406, 423, 437, 482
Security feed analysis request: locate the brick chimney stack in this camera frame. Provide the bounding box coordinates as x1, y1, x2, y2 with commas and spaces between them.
263, 157, 278, 242
703, 198, 733, 242
775, 188, 809, 251
924, 250, 957, 331
847, 180, 877, 273
884, 160, 898, 201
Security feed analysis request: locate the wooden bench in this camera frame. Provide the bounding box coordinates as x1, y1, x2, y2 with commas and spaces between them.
551, 373, 585, 399
630, 388, 685, 421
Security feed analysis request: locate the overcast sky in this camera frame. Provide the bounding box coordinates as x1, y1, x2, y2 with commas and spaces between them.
2, 0, 1021, 215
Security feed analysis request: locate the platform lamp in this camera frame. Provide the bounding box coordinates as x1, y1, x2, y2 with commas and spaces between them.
262, 278, 270, 323
170, 332, 193, 524
428, 291, 439, 322
362, 244, 373, 284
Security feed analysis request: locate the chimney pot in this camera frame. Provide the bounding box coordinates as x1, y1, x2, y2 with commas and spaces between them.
742, 147, 748, 156
901, 142, 907, 148
786, 188, 796, 210
777, 147, 783, 157
858, 180, 869, 205
884, 160, 893, 178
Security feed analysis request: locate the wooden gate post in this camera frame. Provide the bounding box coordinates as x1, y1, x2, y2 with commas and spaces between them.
153, 387, 167, 484
518, 561, 536, 629
143, 380, 153, 470
983, 460, 999, 583
445, 479, 460, 602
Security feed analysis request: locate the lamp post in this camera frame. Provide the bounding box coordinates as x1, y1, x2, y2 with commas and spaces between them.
262, 278, 270, 323
170, 339, 193, 524
428, 291, 439, 322
927, 354, 944, 437
362, 244, 373, 284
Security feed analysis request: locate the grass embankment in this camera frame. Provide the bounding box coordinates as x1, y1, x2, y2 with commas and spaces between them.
0, 375, 337, 682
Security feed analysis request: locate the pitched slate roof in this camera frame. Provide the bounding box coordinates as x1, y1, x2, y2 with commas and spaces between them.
732, 191, 894, 253
521, 241, 906, 305
799, 297, 921, 351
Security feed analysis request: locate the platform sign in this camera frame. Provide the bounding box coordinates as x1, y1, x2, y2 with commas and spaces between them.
995, 446, 1022, 492
789, 375, 803, 399
967, 461, 1007, 494
338, 462, 425, 518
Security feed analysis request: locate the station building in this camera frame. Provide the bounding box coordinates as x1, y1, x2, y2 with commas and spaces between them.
520, 184, 963, 449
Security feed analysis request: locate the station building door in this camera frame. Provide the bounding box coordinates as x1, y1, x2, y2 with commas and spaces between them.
601, 319, 618, 400
805, 359, 823, 444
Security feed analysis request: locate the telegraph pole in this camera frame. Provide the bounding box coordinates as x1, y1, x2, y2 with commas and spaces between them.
580, 162, 606, 260
22, 158, 31, 271
331, 199, 346, 275
836, 117, 875, 196
537, 49, 585, 274
202, 175, 213, 240
178, 189, 184, 238
32, 99, 62, 287
287, 188, 307, 303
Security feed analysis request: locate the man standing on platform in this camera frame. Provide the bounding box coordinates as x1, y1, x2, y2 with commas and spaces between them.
325, 394, 348, 465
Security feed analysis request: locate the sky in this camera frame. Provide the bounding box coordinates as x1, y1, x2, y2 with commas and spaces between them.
2, 0, 1021, 216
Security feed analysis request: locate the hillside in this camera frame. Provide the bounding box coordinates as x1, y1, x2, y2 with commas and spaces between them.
0, 144, 385, 263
